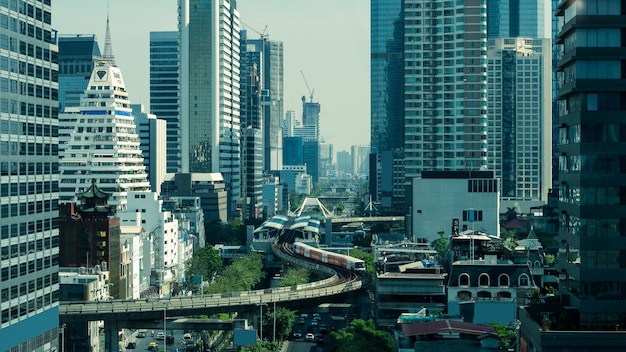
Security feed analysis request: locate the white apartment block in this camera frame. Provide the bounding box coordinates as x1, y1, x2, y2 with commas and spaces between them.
487, 37, 552, 201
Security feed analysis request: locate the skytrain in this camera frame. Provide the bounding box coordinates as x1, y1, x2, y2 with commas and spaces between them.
293, 242, 366, 271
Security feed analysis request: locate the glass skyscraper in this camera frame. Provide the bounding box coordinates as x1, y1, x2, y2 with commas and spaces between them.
57, 34, 101, 112
179, 0, 241, 217
0, 1, 60, 351
150, 31, 181, 174
487, 0, 548, 39
370, 0, 405, 214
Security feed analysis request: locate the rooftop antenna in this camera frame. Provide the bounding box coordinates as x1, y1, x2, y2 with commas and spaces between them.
103, 2, 116, 66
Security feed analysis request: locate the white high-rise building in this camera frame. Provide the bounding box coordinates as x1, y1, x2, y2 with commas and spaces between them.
404, 0, 488, 179
487, 37, 552, 201
59, 18, 150, 211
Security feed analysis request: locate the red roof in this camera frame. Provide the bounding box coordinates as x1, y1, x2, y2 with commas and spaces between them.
401, 320, 496, 337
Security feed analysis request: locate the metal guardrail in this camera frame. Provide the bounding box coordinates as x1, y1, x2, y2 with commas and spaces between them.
60, 244, 363, 316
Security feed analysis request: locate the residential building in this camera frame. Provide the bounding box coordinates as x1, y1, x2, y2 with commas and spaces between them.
370, 0, 405, 213
132, 103, 167, 194
162, 196, 206, 249
179, 0, 241, 218
336, 150, 352, 176
280, 165, 311, 194
120, 225, 144, 299
403, 0, 488, 178
149, 31, 181, 174
118, 192, 180, 297
0, 2, 60, 350
58, 20, 150, 211
412, 171, 500, 243
58, 34, 102, 111
486, 37, 552, 202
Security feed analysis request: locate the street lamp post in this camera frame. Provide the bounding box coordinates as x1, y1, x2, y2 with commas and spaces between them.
60, 323, 66, 352
257, 303, 267, 341
164, 303, 168, 352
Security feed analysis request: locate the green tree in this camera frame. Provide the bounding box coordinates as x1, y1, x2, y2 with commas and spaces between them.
330, 319, 394, 352
185, 246, 222, 291
262, 307, 296, 341
205, 252, 264, 293
430, 232, 449, 263
280, 267, 310, 287
489, 322, 517, 350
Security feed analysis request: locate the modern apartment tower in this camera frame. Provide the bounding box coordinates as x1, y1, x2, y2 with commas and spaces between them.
58, 18, 150, 211
0, 1, 61, 351
487, 38, 552, 201
555, 0, 626, 330
403, 0, 488, 176
57, 34, 102, 111
178, 0, 241, 218
149, 31, 181, 174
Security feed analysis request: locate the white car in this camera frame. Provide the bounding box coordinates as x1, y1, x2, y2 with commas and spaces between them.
156, 332, 165, 340
305, 333, 315, 342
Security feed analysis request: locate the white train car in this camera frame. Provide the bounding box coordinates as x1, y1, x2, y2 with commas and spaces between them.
293, 242, 366, 271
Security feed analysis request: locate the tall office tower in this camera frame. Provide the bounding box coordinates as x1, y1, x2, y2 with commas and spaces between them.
352, 145, 371, 176
179, 0, 241, 218
487, 38, 552, 201
283, 136, 304, 165
554, 1, 626, 330
58, 34, 102, 112
58, 18, 150, 211
319, 142, 334, 178
149, 31, 181, 174
404, 0, 488, 178
303, 140, 320, 183
370, 0, 405, 214
240, 30, 264, 220
336, 150, 353, 177
132, 104, 167, 194
487, 0, 548, 39
245, 37, 284, 172
301, 97, 320, 141
0, 1, 60, 350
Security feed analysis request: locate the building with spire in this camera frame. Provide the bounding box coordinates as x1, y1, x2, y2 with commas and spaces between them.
178, 0, 241, 218
58, 16, 150, 211
0, 1, 60, 350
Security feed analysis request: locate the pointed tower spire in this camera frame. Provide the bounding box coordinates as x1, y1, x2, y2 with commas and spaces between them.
103, 7, 116, 66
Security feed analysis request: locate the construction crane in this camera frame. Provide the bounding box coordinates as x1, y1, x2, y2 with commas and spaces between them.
300, 70, 314, 103
241, 21, 268, 39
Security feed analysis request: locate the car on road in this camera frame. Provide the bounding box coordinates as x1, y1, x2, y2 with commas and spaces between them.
156, 332, 165, 340
292, 330, 302, 340
296, 316, 305, 325
305, 333, 315, 342
148, 342, 158, 350
311, 320, 318, 327
125, 342, 136, 349
136, 330, 146, 338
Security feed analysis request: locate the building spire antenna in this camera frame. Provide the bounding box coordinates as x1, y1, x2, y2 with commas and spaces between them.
103, 3, 116, 66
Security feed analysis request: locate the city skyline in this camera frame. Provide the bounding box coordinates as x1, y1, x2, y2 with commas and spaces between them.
52, 0, 370, 153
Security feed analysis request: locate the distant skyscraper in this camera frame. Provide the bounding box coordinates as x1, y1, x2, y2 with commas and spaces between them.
149, 31, 181, 174
352, 145, 370, 176
487, 0, 548, 39
58, 34, 102, 112
336, 150, 352, 176
283, 136, 304, 165
179, 0, 241, 217
555, 1, 626, 330
240, 30, 264, 220
302, 97, 320, 141
59, 18, 150, 211
282, 110, 300, 138
487, 38, 552, 201
0, 1, 60, 350
404, 0, 487, 176
303, 141, 320, 183
133, 104, 167, 194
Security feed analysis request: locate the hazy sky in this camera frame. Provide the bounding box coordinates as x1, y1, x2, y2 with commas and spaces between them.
52, 1, 370, 152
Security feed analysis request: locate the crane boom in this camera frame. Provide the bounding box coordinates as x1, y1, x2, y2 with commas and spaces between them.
300, 70, 314, 103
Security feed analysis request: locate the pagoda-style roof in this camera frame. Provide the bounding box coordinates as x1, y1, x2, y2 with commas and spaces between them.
77, 181, 111, 200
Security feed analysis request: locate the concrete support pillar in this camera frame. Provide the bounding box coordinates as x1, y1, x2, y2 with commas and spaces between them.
104, 319, 119, 352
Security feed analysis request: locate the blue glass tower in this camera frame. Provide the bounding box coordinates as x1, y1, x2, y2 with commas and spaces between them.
487, 0, 547, 38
